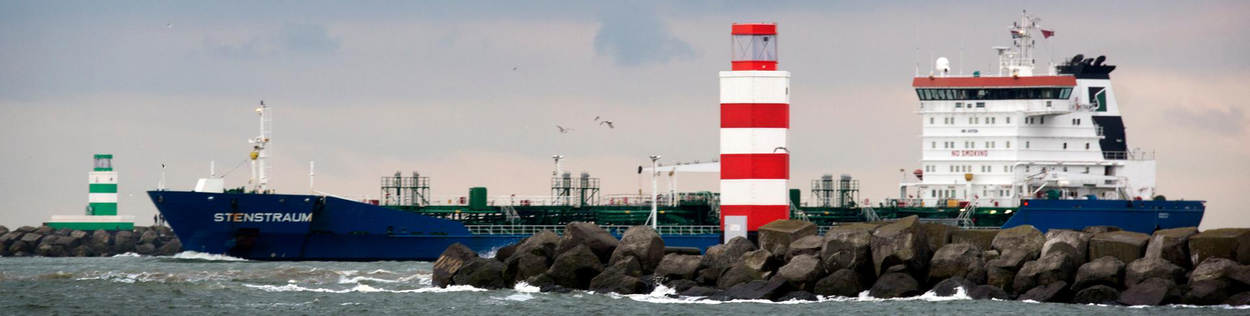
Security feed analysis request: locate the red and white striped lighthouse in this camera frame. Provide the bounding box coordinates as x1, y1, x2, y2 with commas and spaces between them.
720, 23, 789, 236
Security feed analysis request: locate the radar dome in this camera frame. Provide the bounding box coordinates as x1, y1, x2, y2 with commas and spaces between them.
935, 57, 951, 75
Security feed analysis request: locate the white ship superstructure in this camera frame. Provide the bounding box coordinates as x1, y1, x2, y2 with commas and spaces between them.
903, 12, 1157, 208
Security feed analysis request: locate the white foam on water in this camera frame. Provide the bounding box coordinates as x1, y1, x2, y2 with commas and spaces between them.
338, 275, 403, 284
170, 251, 246, 261
513, 282, 541, 293
623, 285, 974, 305
1020, 299, 1041, 304
242, 283, 488, 294
479, 246, 501, 259
112, 252, 142, 257
497, 293, 535, 302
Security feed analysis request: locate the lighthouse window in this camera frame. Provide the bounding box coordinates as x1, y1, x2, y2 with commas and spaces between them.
1039, 117, 1045, 124
1025, 141, 1030, 149
1063, 142, 1068, 150
1006, 141, 1011, 148
932, 141, 936, 149
1085, 143, 1090, 150
930, 117, 934, 125
1006, 117, 1011, 124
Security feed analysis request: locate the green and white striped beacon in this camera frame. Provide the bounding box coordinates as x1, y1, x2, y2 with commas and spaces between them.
88, 154, 118, 216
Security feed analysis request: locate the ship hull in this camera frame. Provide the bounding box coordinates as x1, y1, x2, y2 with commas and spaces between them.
148, 191, 720, 261
1004, 199, 1204, 233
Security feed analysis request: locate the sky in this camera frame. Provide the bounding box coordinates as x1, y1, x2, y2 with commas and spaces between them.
1, 1, 1247, 230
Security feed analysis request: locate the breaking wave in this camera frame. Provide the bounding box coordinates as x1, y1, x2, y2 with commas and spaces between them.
242, 283, 487, 294
169, 251, 246, 261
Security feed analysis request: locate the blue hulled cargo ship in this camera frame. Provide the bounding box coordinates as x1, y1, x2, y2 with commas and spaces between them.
148, 13, 1202, 261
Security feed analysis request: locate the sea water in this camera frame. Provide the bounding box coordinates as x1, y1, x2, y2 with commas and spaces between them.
1, 253, 1246, 315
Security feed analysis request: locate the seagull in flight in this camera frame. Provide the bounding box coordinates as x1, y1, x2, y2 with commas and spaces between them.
773, 146, 789, 153
599, 120, 614, 129
593, 116, 600, 122
512, 67, 518, 71
556, 125, 572, 134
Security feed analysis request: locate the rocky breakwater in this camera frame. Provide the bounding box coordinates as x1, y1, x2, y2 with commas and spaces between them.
431, 219, 1250, 306
0, 225, 181, 257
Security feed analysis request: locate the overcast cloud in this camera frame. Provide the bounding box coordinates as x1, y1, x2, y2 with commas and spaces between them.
1, 1, 1247, 230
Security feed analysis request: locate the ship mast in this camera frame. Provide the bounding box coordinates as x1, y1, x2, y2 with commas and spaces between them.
998, 10, 1043, 76
249, 100, 272, 193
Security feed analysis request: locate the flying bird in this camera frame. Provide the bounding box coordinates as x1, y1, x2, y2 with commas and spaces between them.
773, 146, 789, 153
556, 125, 572, 134
593, 116, 600, 122
512, 67, 518, 71
166, 23, 173, 29
599, 120, 614, 129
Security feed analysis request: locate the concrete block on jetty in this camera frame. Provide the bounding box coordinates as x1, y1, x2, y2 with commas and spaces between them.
0, 224, 180, 257
435, 219, 1250, 306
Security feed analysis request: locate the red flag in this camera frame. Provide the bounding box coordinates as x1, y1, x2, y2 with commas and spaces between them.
1041, 29, 1055, 39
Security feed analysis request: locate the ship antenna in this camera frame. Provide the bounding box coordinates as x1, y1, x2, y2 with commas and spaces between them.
249, 100, 272, 193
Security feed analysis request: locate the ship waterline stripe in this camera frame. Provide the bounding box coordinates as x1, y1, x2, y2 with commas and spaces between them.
721, 103, 789, 128
720, 128, 787, 154
720, 154, 788, 179
88, 193, 118, 203
719, 179, 790, 205
89, 183, 118, 193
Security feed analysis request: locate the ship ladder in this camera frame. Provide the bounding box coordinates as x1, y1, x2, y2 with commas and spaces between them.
501, 204, 521, 224
956, 200, 976, 228
790, 201, 810, 222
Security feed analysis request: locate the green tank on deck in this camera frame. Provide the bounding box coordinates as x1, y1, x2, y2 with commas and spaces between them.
469, 187, 488, 210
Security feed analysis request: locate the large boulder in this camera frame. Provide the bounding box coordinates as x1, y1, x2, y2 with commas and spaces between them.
1226, 292, 1250, 306
665, 279, 699, 293
786, 235, 823, 260
775, 291, 818, 302
990, 225, 1045, 267
1188, 228, 1250, 266
1144, 227, 1198, 269
1072, 285, 1120, 304
1082, 226, 1122, 234
35, 242, 67, 257
494, 243, 519, 262
950, 229, 999, 251
517, 230, 560, 259
1190, 257, 1239, 284
51, 235, 81, 249
505, 251, 549, 283
813, 269, 862, 297
1089, 231, 1150, 265
696, 236, 756, 285
1012, 252, 1076, 294
1041, 229, 1091, 264
870, 216, 929, 278
556, 222, 619, 263
716, 249, 774, 289
432, 243, 478, 287
608, 226, 665, 273
723, 279, 793, 301
928, 243, 986, 285
758, 220, 817, 259
1124, 257, 1185, 287
1072, 256, 1125, 290
156, 239, 181, 256
931, 276, 976, 297
0, 231, 23, 247
1017, 280, 1069, 303
69, 230, 89, 240
1182, 279, 1231, 306
775, 254, 824, 290
654, 254, 702, 281
918, 223, 954, 253
113, 230, 136, 253
869, 272, 921, 298
968, 284, 1010, 300
678, 286, 723, 298
139, 230, 158, 245
589, 256, 649, 294
20, 232, 44, 245
985, 266, 1016, 291
135, 243, 156, 255
544, 243, 605, 290
8, 240, 32, 255
820, 225, 874, 281
0, 225, 7, 236
1118, 277, 1180, 306
452, 257, 508, 289
34, 226, 53, 235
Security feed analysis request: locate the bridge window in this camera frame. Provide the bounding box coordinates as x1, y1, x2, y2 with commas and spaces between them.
915, 88, 1073, 101
1063, 142, 1068, 150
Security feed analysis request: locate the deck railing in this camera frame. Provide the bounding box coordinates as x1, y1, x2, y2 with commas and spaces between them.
464, 224, 722, 236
